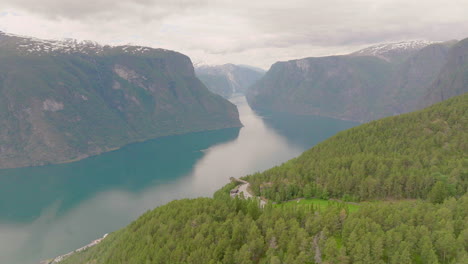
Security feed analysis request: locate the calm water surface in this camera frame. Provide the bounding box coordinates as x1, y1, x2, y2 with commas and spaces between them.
0, 96, 358, 264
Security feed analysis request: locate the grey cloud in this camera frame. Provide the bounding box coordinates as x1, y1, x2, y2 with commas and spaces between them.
0, 0, 210, 20
1, 0, 467, 68
239, 0, 468, 44
148, 0, 468, 55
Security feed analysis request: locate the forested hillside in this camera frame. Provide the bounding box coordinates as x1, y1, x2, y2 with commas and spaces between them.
0, 32, 241, 168
246, 93, 467, 202
61, 190, 468, 264
58, 93, 467, 264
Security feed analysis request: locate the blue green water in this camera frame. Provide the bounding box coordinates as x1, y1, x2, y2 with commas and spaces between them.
0, 96, 358, 264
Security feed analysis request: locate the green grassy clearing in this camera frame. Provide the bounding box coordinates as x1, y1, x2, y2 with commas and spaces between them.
273, 198, 360, 213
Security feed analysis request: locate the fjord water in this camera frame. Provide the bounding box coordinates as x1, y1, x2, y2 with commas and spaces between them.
0, 96, 357, 264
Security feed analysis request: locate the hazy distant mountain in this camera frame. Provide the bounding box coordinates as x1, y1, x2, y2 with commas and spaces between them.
247, 55, 393, 122
247, 39, 465, 122
0, 31, 241, 169
423, 38, 468, 106
384, 41, 455, 114
195, 64, 265, 98
236, 64, 267, 74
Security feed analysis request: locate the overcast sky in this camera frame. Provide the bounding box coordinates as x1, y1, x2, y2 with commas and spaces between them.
0, 0, 467, 69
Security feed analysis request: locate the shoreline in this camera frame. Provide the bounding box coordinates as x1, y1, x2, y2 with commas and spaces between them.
1, 124, 242, 170
40, 233, 108, 264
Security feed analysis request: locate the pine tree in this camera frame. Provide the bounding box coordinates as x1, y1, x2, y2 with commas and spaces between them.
324, 237, 339, 263
428, 181, 449, 203
420, 236, 439, 264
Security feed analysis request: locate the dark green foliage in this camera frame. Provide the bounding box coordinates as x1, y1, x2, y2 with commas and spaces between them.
61, 195, 468, 264
245, 93, 467, 201
59, 94, 468, 264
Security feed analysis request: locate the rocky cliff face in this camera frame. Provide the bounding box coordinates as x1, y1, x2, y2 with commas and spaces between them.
0, 32, 242, 169
247, 55, 393, 122
383, 42, 453, 114
423, 38, 468, 106
247, 39, 464, 122
195, 64, 265, 98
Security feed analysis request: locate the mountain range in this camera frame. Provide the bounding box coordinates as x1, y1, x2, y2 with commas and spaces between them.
195, 64, 265, 98
247, 38, 467, 122
0, 31, 241, 169
2, 31, 467, 264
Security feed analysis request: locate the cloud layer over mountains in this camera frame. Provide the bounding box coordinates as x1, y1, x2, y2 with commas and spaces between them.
1, 0, 467, 68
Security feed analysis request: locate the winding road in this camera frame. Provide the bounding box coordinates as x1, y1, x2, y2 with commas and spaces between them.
230, 178, 266, 207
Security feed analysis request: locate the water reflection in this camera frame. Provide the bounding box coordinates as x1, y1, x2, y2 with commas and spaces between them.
0, 128, 240, 223
257, 110, 359, 149
0, 96, 357, 264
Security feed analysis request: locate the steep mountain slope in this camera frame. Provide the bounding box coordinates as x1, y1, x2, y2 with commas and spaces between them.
384, 41, 454, 114
195, 64, 265, 98
0, 32, 241, 169
246, 92, 467, 202
247, 55, 393, 122
424, 38, 468, 106
247, 39, 462, 122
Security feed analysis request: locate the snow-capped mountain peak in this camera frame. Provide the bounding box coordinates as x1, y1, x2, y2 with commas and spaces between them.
0, 31, 157, 56
352, 40, 439, 62
354, 40, 436, 55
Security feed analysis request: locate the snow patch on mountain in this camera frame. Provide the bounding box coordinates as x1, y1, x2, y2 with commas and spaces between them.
43, 99, 64, 112
0, 30, 157, 55
351, 40, 439, 61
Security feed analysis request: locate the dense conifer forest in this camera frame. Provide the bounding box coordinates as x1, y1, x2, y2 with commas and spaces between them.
61, 93, 467, 264
62, 191, 468, 264
246, 93, 467, 202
